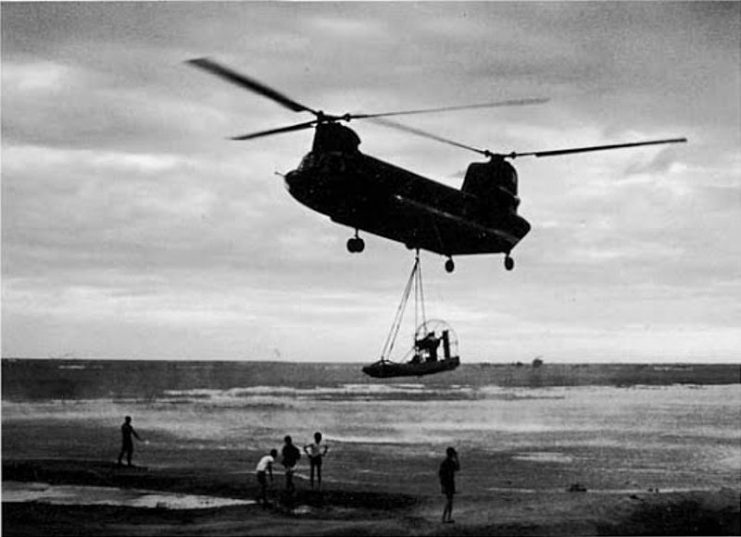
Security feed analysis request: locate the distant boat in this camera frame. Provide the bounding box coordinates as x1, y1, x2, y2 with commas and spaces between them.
363, 253, 460, 379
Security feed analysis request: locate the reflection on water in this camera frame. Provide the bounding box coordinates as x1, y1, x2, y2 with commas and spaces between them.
3, 384, 740, 492
486, 486, 722, 494
2, 481, 254, 510
512, 452, 574, 464
5, 385, 739, 440
4, 384, 740, 446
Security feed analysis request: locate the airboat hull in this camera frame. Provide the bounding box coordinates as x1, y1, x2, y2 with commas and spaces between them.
362, 357, 460, 379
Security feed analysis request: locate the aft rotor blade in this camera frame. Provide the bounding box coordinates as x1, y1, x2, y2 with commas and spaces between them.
353, 97, 549, 120
512, 138, 688, 158
187, 58, 318, 115
370, 118, 491, 156
231, 120, 318, 141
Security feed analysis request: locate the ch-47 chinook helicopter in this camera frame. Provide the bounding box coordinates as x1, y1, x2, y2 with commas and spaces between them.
188, 58, 686, 272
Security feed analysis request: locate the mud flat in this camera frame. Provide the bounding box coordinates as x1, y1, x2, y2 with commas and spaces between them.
3, 459, 739, 536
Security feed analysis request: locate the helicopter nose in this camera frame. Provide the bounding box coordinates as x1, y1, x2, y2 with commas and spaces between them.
283, 170, 299, 190
283, 169, 309, 199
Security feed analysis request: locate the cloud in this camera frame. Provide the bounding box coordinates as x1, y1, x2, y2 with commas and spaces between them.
2, 2, 739, 361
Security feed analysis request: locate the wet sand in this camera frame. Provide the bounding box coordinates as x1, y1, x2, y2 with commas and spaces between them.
3, 458, 739, 536
3, 366, 740, 535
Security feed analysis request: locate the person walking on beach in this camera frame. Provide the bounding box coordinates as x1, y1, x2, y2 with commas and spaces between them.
255, 449, 277, 507
439, 446, 460, 523
304, 431, 329, 490
117, 416, 142, 467
281, 435, 301, 494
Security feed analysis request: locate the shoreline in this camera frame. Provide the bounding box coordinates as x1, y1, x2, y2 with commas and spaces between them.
3, 366, 739, 535
3, 459, 739, 536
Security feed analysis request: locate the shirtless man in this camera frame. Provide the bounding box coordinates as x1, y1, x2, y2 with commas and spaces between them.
439, 447, 460, 523
117, 416, 142, 467
281, 435, 301, 494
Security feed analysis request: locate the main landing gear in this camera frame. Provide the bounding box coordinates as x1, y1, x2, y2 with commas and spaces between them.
445, 257, 455, 273
504, 254, 514, 271
347, 231, 365, 253
445, 255, 513, 272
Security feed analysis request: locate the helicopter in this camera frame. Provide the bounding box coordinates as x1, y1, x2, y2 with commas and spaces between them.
188, 58, 686, 272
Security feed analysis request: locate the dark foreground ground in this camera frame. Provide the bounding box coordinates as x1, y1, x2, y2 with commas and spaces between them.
3, 459, 739, 536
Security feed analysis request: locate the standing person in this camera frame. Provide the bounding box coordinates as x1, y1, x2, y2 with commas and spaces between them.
117, 416, 142, 467
439, 447, 460, 523
281, 435, 301, 494
255, 449, 277, 507
304, 431, 329, 490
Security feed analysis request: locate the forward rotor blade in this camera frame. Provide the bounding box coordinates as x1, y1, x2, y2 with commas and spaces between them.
512, 138, 688, 158
187, 57, 317, 115
231, 120, 318, 141
370, 118, 490, 156
353, 97, 549, 120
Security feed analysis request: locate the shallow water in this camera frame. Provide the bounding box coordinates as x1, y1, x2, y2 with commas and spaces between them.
511, 451, 574, 463
3, 382, 740, 493
2, 481, 255, 509
485, 486, 722, 494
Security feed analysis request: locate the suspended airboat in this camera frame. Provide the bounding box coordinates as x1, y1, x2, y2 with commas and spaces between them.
362, 254, 460, 378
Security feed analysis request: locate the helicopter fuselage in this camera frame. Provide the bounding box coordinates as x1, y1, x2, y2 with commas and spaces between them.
283, 147, 531, 258
187, 57, 686, 270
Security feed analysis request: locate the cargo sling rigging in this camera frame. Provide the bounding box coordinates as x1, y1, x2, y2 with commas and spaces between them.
379, 252, 426, 363
363, 252, 460, 378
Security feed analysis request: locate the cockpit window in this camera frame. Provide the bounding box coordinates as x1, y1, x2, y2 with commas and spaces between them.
298, 152, 316, 171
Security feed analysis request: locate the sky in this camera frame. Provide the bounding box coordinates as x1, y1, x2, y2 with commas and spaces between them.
2, 2, 740, 363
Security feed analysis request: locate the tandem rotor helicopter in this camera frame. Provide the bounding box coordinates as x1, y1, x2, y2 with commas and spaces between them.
188, 58, 686, 272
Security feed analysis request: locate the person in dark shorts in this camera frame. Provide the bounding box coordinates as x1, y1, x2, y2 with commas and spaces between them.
439, 446, 460, 523
304, 431, 329, 490
255, 449, 277, 507
117, 416, 142, 467
281, 435, 301, 494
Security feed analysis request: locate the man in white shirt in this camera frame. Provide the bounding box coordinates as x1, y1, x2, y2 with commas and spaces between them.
255, 448, 277, 507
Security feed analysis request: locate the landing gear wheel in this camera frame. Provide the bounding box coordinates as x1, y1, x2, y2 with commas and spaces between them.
504, 255, 514, 271
346, 237, 365, 253
444, 258, 455, 273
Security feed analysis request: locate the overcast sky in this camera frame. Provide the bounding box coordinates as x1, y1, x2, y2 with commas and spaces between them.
2, 2, 740, 363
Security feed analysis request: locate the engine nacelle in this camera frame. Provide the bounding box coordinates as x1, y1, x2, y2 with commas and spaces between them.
461, 158, 520, 214
312, 123, 361, 153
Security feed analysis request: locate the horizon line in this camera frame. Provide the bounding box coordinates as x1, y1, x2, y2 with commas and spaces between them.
3, 357, 740, 366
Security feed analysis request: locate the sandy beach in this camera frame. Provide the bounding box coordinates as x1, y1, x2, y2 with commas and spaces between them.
3, 458, 739, 536
3, 362, 740, 535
